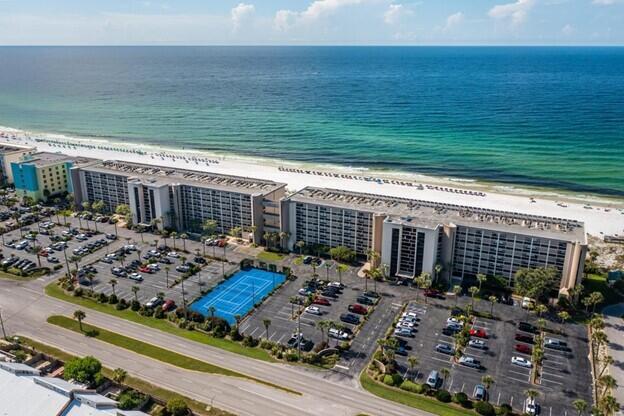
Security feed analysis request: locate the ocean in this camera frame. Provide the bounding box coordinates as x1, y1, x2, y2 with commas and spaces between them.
0, 46, 623, 197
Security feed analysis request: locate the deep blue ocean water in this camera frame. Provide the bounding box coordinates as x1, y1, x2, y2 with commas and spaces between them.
0, 46, 622, 196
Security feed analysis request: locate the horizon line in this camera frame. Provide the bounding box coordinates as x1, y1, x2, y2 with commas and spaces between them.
1, 44, 623, 48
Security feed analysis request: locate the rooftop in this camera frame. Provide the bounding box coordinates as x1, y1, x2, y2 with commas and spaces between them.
82, 160, 286, 195
0, 142, 35, 154
15, 152, 95, 168
288, 187, 586, 242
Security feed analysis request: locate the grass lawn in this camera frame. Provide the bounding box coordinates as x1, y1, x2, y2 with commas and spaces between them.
359, 371, 475, 416
257, 250, 286, 262
47, 315, 299, 395
45, 282, 275, 362
584, 273, 623, 306
17, 336, 234, 416
0, 269, 45, 281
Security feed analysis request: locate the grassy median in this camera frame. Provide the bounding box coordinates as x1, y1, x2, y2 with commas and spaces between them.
359, 371, 475, 416
17, 336, 234, 416
47, 315, 300, 395
45, 281, 275, 362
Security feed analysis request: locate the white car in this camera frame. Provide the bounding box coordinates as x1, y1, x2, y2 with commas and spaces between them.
447, 317, 463, 326
397, 320, 415, 328
511, 356, 532, 368
147, 263, 160, 271
327, 281, 344, 289
328, 328, 350, 340
167, 251, 180, 258
521, 297, 535, 309
305, 306, 322, 315
146, 297, 162, 308
129, 273, 143, 282
469, 339, 488, 350
402, 311, 419, 319
524, 397, 538, 415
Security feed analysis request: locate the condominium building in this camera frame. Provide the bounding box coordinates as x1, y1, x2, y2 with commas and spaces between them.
11, 152, 94, 201
283, 187, 587, 294
72, 160, 286, 244
0, 143, 36, 185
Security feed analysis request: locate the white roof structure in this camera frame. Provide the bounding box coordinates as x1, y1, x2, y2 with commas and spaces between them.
0, 362, 149, 416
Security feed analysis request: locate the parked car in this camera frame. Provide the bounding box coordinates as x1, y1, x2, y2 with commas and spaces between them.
468, 339, 488, 350
515, 334, 535, 344
515, 344, 532, 354
176, 265, 190, 273
356, 295, 375, 305
348, 304, 368, 315
129, 273, 143, 282
511, 356, 532, 368
328, 281, 345, 289
305, 306, 322, 315
521, 297, 535, 309
313, 297, 331, 306
47, 256, 59, 263
193, 256, 206, 264
518, 322, 537, 333
442, 326, 460, 336
321, 290, 338, 299
286, 333, 304, 348
146, 297, 162, 308
469, 328, 488, 339
473, 384, 487, 401
459, 356, 481, 369
328, 328, 350, 340
162, 299, 176, 312
435, 343, 454, 355
544, 338, 569, 351
426, 370, 440, 389
340, 313, 360, 325
424, 288, 444, 299
524, 397, 539, 415
105, 233, 117, 240
394, 327, 414, 337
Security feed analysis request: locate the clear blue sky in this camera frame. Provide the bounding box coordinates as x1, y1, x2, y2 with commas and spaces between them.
0, 0, 622, 45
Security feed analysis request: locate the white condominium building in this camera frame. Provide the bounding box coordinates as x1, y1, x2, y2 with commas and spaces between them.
283, 187, 586, 294
71, 160, 286, 244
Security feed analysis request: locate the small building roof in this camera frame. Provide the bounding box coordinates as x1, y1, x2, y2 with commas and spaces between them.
0, 361, 41, 375
14, 152, 95, 168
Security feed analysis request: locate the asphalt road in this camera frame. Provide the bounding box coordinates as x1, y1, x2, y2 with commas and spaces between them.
0, 275, 434, 416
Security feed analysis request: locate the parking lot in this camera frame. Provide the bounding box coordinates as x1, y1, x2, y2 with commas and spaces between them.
81, 241, 238, 308
392, 298, 592, 415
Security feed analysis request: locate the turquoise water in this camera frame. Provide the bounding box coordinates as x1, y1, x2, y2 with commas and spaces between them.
0, 46, 622, 196
189, 268, 285, 324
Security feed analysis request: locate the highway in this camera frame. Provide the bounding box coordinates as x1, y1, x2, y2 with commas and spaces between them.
0, 276, 432, 416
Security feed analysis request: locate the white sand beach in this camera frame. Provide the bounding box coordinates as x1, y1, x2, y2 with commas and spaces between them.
2, 127, 623, 238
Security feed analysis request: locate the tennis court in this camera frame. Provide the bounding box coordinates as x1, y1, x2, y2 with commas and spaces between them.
189, 268, 286, 324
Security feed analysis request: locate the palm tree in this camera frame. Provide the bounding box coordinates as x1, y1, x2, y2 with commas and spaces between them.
170, 231, 178, 249
324, 261, 332, 281
112, 368, 127, 385
407, 356, 419, 379
468, 286, 479, 309
131, 286, 140, 303
32, 243, 42, 267
157, 291, 165, 301
481, 375, 494, 390
573, 399, 589, 416
599, 355, 614, 378
600, 395, 620, 416
180, 233, 188, 251
163, 265, 170, 288
209, 305, 216, 320
296, 240, 305, 255
558, 310, 571, 325
278, 231, 288, 250
476, 273, 487, 292
337, 263, 348, 285
109, 278, 118, 296
263, 232, 272, 250
418, 272, 432, 304
73, 310, 86, 332
202, 219, 218, 239
488, 295, 497, 316
599, 375, 617, 397
525, 389, 540, 403
434, 263, 443, 283
221, 241, 228, 277
289, 296, 299, 319
535, 304, 548, 317
262, 318, 272, 340
439, 367, 450, 388
452, 285, 462, 306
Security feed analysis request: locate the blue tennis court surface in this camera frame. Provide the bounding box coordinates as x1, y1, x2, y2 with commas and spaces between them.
189, 268, 286, 324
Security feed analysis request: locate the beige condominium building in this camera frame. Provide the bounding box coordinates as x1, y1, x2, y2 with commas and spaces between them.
71, 160, 286, 244
0, 143, 36, 185
283, 187, 587, 295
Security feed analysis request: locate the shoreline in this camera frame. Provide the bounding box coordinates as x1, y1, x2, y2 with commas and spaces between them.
2, 125, 624, 238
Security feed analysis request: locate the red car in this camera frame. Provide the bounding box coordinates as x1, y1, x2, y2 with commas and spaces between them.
313, 297, 331, 306
138, 266, 152, 273
469, 328, 488, 339
424, 289, 444, 299
515, 343, 532, 354
162, 299, 177, 312
38, 250, 49, 257
348, 304, 368, 315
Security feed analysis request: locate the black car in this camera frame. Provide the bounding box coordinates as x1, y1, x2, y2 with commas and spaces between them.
356, 295, 375, 305
515, 333, 535, 344
193, 256, 206, 264
442, 326, 460, 336
518, 322, 537, 334
340, 313, 360, 325
321, 290, 338, 299
436, 343, 454, 355
158, 257, 172, 264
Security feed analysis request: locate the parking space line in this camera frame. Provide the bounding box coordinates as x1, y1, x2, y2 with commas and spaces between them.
249, 327, 259, 337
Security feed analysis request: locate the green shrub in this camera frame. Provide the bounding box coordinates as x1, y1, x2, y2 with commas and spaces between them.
497, 404, 513, 415
97, 292, 109, 303
419, 383, 430, 395
259, 339, 274, 350
166, 398, 189, 416
453, 392, 472, 408
399, 380, 421, 393
73, 287, 84, 297
117, 390, 146, 410
153, 306, 165, 319
383, 375, 395, 386
108, 294, 118, 304
242, 335, 258, 347
285, 352, 299, 362
435, 389, 452, 403
474, 401, 495, 416
130, 300, 140, 311
391, 373, 403, 386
